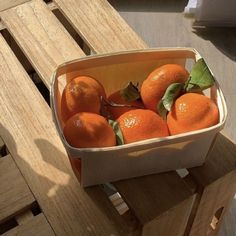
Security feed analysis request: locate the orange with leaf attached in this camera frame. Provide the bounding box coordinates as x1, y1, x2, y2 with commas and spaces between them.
117, 109, 169, 144
141, 64, 189, 112
64, 112, 116, 148
167, 93, 219, 135
61, 76, 106, 122
107, 83, 144, 119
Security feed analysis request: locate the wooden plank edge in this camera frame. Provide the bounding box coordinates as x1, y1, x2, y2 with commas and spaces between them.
0, 1, 57, 31
0, 0, 31, 12
47, 1, 57, 11
188, 133, 236, 187
15, 210, 34, 225
142, 194, 197, 236
2, 214, 55, 236
0, 154, 36, 223
0, 136, 5, 153
0, 21, 4, 31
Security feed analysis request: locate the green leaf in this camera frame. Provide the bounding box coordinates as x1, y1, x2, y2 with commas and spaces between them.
186, 58, 215, 92
120, 82, 140, 102
108, 119, 124, 145
162, 83, 184, 111
157, 83, 183, 119
157, 101, 168, 120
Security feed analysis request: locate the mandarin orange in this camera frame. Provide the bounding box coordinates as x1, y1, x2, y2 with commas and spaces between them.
167, 93, 219, 135
141, 64, 189, 112
117, 109, 169, 144
63, 113, 116, 148
61, 76, 106, 122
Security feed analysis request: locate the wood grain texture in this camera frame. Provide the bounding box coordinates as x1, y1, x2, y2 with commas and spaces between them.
0, 136, 4, 152
2, 214, 55, 236
189, 134, 236, 187
0, 0, 30, 11
53, 0, 147, 53
0, 34, 130, 235
143, 195, 196, 236
218, 196, 236, 236
0, 2, 61, 31
0, 154, 35, 223
115, 172, 193, 225
15, 210, 34, 225
187, 134, 236, 236
189, 172, 236, 236
0, 0, 84, 88
0, 20, 4, 30
115, 173, 196, 236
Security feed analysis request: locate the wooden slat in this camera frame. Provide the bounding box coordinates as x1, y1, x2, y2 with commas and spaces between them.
115, 172, 193, 225
0, 2, 56, 31
189, 172, 236, 236
189, 133, 236, 186
2, 214, 55, 236
0, 154, 35, 222
0, 0, 30, 12
0, 136, 4, 153
0, 34, 130, 235
187, 134, 236, 235
142, 195, 196, 236
218, 196, 236, 236
53, 0, 147, 53
0, 0, 84, 88
115, 173, 196, 235
0, 20, 4, 30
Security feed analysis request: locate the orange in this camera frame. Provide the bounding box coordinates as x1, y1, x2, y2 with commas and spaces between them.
107, 90, 144, 119
117, 109, 169, 144
167, 93, 219, 135
61, 76, 106, 122
63, 113, 116, 148
141, 64, 189, 112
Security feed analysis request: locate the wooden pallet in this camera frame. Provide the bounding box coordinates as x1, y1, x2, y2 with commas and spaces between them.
0, 1, 236, 235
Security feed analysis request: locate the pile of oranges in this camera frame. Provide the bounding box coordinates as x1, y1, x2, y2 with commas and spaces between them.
61, 64, 219, 148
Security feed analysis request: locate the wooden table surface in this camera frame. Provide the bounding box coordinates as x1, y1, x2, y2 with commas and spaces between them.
0, 0, 235, 235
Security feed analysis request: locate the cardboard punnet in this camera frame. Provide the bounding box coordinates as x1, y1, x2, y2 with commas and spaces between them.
50, 48, 227, 187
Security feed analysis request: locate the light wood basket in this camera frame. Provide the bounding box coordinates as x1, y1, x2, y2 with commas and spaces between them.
50, 48, 227, 187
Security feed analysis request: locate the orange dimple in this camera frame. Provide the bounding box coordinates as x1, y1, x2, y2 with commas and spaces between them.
61, 76, 106, 122
63, 112, 116, 148
107, 90, 144, 119
117, 109, 169, 144
167, 93, 219, 135
141, 64, 189, 113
